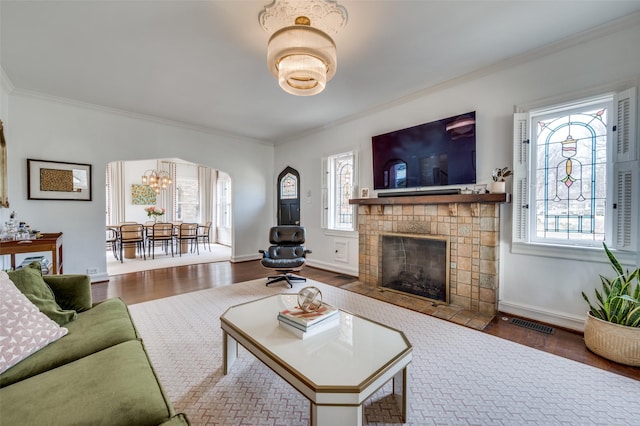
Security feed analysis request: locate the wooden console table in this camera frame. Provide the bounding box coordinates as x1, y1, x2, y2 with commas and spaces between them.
0, 232, 63, 274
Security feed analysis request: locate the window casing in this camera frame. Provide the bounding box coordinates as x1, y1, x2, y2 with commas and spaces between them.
176, 177, 200, 223
513, 88, 638, 259
324, 151, 356, 231
217, 175, 231, 229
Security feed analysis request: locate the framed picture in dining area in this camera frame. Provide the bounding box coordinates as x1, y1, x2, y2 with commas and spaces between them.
27, 159, 92, 201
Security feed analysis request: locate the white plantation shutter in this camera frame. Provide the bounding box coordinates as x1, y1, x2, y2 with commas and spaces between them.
614, 87, 637, 163
512, 113, 530, 243
612, 162, 638, 251
611, 87, 638, 251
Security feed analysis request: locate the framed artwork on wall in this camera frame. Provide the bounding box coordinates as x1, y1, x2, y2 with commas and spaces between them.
131, 184, 156, 205
27, 159, 92, 201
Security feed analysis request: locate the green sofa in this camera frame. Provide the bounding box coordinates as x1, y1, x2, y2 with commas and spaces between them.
0, 268, 189, 425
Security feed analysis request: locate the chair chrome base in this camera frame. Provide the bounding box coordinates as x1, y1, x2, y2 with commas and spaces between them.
265, 273, 306, 288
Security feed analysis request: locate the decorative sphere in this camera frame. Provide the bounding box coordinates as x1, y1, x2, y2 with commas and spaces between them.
297, 286, 323, 312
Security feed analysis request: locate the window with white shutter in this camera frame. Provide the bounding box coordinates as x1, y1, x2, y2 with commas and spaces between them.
512, 88, 638, 255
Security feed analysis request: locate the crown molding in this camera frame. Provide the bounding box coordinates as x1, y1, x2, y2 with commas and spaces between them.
0, 66, 15, 94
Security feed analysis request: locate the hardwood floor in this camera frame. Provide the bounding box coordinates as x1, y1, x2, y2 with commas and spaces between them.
92, 260, 640, 381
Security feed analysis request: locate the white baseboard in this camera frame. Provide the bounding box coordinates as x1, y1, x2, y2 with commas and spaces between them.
230, 254, 358, 277
305, 259, 358, 277
231, 253, 262, 263
498, 300, 586, 332
90, 272, 110, 283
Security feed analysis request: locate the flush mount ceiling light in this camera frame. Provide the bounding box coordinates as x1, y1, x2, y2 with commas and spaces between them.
259, 0, 348, 96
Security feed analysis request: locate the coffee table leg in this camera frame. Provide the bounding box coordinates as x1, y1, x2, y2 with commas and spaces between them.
311, 403, 363, 426
393, 366, 409, 422
223, 331, 238, 375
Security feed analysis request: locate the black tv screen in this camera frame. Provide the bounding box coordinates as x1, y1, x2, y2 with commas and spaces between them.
372, 112, 476, 190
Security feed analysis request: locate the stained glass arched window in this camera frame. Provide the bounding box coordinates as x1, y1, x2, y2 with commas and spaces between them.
280, 172, 297, 200
533, 102, 609, 243
514, 88, 638, 256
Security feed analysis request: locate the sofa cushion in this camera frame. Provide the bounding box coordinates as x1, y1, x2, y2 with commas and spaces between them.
0, 297, 139, 387
0, 340, 176, 426
43, 274, 92, 312
0, 272, 68, 374
7, 263, 77, 325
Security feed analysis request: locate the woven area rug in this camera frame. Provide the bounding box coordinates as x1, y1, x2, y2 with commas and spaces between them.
129, 279, 640, 425
107, 243, 231, 276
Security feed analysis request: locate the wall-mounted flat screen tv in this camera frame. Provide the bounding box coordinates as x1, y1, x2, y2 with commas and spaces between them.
372, 111, 476, 190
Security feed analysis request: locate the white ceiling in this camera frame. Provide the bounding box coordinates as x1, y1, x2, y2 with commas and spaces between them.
2, 1, 640, 144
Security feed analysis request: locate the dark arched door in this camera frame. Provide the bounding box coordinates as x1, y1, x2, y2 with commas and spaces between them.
277, 166, 300, 225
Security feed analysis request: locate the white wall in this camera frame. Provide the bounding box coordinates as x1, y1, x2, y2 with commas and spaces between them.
276, 20, 640, 330
1, 93, 274, 280
123, 159, 157, 223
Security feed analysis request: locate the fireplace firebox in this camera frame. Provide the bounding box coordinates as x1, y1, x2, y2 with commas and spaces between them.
381, 234, 449, 304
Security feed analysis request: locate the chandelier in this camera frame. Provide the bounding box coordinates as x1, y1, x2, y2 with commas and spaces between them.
259, 0, 348, 96
141, 170, 172, 193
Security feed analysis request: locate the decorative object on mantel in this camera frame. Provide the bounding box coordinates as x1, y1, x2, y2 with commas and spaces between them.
360, 187, 370, 198
581, 243, 639, 366
473, 184, 487, 194
259, 0, 348, 96
490, 166, 512, 194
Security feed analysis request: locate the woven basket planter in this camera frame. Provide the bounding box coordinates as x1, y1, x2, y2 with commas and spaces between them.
584, 313, 640, 367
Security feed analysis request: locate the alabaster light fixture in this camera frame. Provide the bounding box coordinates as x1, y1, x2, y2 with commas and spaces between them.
142, 170, 172, 193
259, 0, 348, 96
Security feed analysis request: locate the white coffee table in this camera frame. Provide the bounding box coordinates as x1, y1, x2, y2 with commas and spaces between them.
220, 294, 412, 426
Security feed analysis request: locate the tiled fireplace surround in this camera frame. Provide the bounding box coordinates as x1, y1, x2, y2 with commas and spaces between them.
347, 194, 507, 330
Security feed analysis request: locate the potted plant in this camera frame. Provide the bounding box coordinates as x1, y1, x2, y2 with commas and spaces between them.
581, 243, 640, 366
490, 166, 512, 193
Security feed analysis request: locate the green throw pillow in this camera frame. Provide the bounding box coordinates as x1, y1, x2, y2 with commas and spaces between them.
7, 262, 77, 326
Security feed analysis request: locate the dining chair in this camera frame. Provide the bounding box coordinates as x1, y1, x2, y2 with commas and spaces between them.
175, 223, 199, 256
147, 223, 174, 259
106, 227, 119, 261
197, 221, 212, 252
118, 223, 146, 262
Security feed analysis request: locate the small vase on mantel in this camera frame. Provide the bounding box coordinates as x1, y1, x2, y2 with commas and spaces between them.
490, 181, 506, 194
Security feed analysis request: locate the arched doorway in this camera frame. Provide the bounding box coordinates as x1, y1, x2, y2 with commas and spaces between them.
105, 158, 232, 274
277, 166, 300, 225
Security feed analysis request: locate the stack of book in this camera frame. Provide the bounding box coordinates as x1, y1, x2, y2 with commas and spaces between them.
278, 303, 340, 339
17, 256, 52, 274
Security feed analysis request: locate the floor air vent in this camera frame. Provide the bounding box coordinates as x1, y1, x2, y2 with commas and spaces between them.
510, 318, 555, 334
